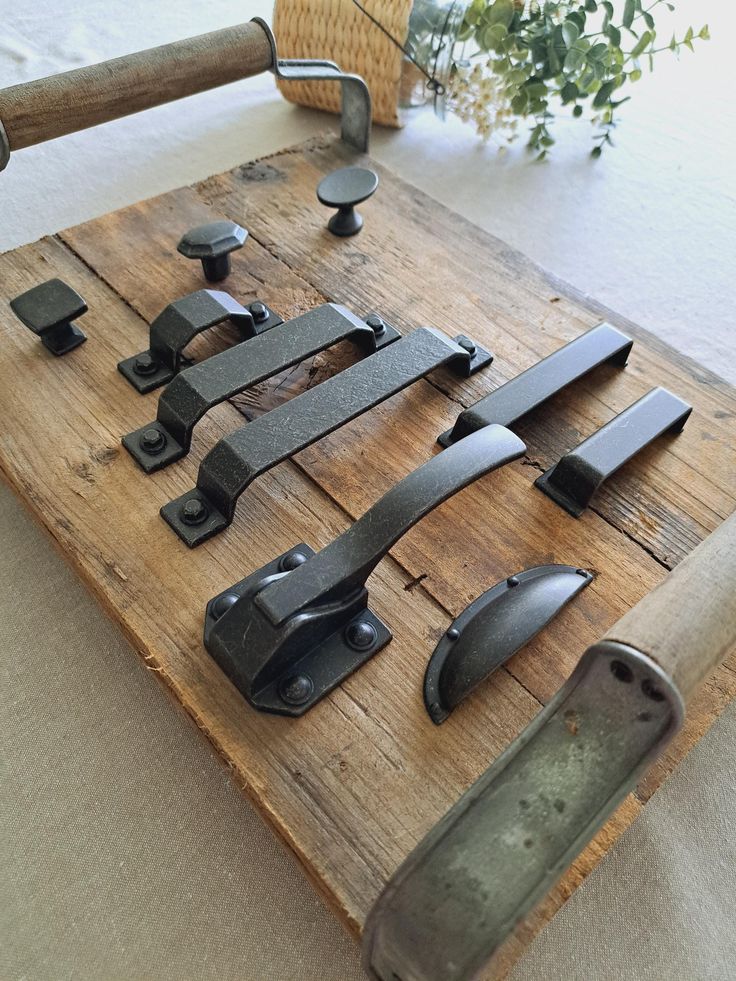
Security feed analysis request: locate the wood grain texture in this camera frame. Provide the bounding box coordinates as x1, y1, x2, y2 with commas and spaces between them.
606, 512, 736, 701
1, 137, 734, 976
0, 22, 272, 150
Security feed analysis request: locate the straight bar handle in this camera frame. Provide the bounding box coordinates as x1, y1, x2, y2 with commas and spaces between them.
0, 22, 273, 153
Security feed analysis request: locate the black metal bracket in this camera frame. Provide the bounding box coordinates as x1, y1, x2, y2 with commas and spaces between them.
203, 425, 526, 717
424, 565, 593, 724
117, 291, 283, 394
122, 304, 400, 473
438, 322, 633, 447
535, 387, 692, 516
161, 327, 494, 547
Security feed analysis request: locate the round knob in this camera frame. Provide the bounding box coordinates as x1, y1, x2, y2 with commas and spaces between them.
316, 167, 379, 237
177, 220, 248, 282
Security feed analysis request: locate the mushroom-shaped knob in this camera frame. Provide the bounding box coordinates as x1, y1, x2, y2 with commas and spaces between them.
177, 220, 248, 282
317, 167, 379, 237
10, 278, 88, 355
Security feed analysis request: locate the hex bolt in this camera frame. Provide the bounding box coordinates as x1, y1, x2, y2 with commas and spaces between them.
9, 278, 89, 356
279, 674, 314, 706
180, 497, 209, 526
456, 335, 477, 358
177, 220, 249, 282
133, 352, 159, 376
279, 551, 308, 573
139, 428, 167, 455
365, 313, 387, 337
345, 620, 378, 651
211, 592, 239, 621
250, 301, 269, 324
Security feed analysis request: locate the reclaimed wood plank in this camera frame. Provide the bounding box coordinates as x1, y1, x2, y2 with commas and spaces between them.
0, 137, 732, 976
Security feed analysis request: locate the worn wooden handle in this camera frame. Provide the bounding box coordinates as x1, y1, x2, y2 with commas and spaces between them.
0, 22, 273, 151
605, 512, 736, 703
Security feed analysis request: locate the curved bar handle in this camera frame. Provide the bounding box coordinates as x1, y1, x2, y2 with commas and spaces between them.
203, 425, 525, 717
162, 327, 494, 547
122, 303, 398, 472
258, 425, 526, 627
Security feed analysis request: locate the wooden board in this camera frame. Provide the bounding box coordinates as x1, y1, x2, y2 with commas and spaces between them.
1, 136, 734, 975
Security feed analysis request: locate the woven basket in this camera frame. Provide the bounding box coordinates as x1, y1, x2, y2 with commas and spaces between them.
273, 0, 414, 128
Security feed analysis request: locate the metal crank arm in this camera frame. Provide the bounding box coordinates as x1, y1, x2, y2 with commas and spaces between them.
535, 387, 692, 515
118, 290, 283, 394
161, 327, 493, 546
438, 322, 633, 446
122, 304, 400, 472
364, 513, 736, 981
203, 425, 526, 717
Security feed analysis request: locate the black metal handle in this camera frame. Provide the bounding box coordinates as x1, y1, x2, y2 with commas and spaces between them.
203, 424, 526, 716
438, 322, 633, 446
122, 303, 399, 472
117, 291, 283, 394
162, 327, 493, 547
535, 387, 692, 515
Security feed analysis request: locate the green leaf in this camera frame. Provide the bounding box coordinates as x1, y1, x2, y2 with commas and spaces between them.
564, 46, 586, 71
488, 0, 515, 29
623, 0, 636, 29
630, 31, 652, 59
561, 80, 579, 103
593, 79, 616, 107
606, 24, 621, 47
573, 104, 584, 117
589, 42, 610, 61
629, 68, 642, 81
591, 145, 603, 158
562, 20, 580, 48
585, 0, 598, 12
699, 24, 711, 40
643, 11, 655, 30
602, 1, 614, 18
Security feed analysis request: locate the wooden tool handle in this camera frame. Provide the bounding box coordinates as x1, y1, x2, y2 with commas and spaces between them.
605, 512, 736, 703
0, 22, 273, 151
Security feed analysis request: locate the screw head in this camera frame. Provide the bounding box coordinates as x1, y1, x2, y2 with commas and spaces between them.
446, 627, 460, 640
365, 313, 386, 336
507, 575, 520, 588
140, 428, 166, 454
279, 551, 308, 572
279, 674, 314, 706
134, 353, 159, 376
345, 620, 378, 651
211, 592, 239, 621
250, 301, 269, 323
180, 497, 209, 526
456, 335, 477, 357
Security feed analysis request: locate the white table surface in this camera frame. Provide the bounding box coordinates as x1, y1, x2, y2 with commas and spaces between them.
2, 3, 734, 979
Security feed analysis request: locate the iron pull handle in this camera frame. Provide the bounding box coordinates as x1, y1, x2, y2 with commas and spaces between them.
162, 326, 493, 547
438, 322, 633, 446
203, 424, 526, 716
122, 303, 399, 472
535, 387, 692, 515
117, 291, 283, 395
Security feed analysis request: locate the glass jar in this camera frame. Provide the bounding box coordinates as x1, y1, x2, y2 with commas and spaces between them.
399, 0, 471, 117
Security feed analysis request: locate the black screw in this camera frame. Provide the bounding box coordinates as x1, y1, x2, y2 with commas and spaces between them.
133, 352, 159, 376
457, 335, 477, 357
139, 428, 166, 454
180, 497, 209, 526
279, 551, 308, 572
446, 627, 460, 640
365, 313, 387, 336
279, 674, 314, 706
507, 575, 520, 587
250, 301, 269, 324
345, 620, 378, 651
211, 592, 239, 621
